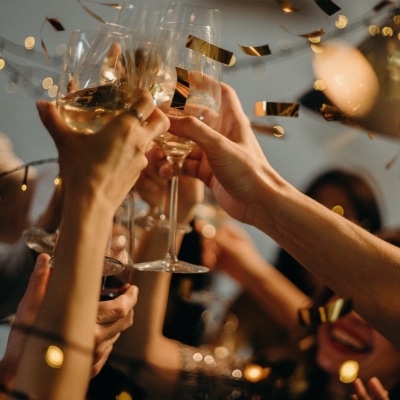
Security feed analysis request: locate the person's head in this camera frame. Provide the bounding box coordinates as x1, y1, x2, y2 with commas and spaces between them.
276, 168, 382, 297
305, 169, 382, 233
0, 133, 37, 243
315, 295, 400, 391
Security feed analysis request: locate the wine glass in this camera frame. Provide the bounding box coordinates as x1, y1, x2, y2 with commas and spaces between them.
134, 12, 222, 273
55, 26, 138, 275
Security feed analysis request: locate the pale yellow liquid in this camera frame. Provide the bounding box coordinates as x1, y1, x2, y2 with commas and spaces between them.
57, 82, 131, 134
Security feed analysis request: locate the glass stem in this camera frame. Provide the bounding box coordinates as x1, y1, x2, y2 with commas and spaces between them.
165, 156, 185, 270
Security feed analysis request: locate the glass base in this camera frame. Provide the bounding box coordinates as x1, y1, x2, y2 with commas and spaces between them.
134, 259, 209, 274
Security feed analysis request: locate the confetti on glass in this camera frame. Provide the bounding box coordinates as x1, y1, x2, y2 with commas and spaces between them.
254, 101, 299, 117
186, 35, 236, 67
251, 122, 285, 137
238, 43, 271, 56
171, 67, 189, 110
373, 0, 393, 13
77, 0, 106, 23
314, 0, 341, 16
298, 298, 353, 326
40, 17, 65, 65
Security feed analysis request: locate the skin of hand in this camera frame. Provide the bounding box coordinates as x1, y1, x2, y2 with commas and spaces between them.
0, 254, 50, 393
40, 89, 170, 210
91, 284, 138, 377
351, 377, 390, 400
12, 90, 169, 400
0, 253, 138, 392
163, 82, 400, 349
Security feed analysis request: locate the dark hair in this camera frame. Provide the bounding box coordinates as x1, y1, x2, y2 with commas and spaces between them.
276, 169, 382, 297
305, 169, 382, 233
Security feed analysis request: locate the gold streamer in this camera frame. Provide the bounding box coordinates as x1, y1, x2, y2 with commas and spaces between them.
314, 0, 341, 16
298, 298, 353, 326
185, 35, 236, 67
171, 67, 189, 110
238, 43, 271, 57
254, 101, 299, 117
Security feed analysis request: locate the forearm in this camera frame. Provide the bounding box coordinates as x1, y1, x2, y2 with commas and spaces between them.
254, 174, 400, 347
13, 195, 114, 400
238, 260, 311, 331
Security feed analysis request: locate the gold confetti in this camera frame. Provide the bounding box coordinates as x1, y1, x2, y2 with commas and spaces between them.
254, 101, 299, 117
314, 0, 341, 16
171, 67, 189, 110
298, 298, 353, 326
238, 43, 271, 56
186, 35, 236, 67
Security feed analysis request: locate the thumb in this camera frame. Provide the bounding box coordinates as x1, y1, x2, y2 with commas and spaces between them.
36, 100, 70, 149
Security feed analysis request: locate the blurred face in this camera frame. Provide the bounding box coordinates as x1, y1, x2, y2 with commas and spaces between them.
316, 298, 400, 387
312, 185, 359, 224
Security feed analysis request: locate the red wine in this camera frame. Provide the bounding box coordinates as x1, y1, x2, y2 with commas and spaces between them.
100, 274, 125, 301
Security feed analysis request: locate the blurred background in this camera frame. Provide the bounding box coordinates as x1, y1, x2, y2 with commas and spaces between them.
1, 0, 400, 302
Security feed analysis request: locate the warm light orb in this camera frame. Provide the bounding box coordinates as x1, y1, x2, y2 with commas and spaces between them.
116, 392, 133, 400
0, 59, 5, 70
339, 360, 359, 383
25, 36, 35, 50
312, 40, 379, 117
45, 345, 64, 368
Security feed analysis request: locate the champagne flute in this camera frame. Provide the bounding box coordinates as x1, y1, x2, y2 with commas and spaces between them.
134, 14, 222, 273
55, 27, 137, 276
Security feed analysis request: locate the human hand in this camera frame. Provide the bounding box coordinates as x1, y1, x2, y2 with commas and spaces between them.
165, 82, 271, 226
351, 377, 390, 400
36, 89, 170, 211
198, 220, 266, 282
92, 284, 138, 377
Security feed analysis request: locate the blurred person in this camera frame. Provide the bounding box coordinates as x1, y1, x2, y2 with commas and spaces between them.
209, 168, 383, 357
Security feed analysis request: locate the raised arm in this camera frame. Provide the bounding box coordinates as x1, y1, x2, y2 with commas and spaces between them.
12, 91, 169, 400
166, 82, 400, 349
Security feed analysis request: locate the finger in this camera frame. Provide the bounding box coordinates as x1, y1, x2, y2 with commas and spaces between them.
367, 377, 390, 400
352, 378, 368, 400
97, 285, 138, 324
91, 342, 114, 377
36, 101, 71, 147
143, 107, 170, 142
128, 89, 156, 124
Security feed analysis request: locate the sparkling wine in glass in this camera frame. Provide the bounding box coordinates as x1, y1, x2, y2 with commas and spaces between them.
134, 16, 222, 273
55, 26, 137, 276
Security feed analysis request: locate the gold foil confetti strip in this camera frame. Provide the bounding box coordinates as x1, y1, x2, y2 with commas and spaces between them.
40, 17, 65, 65
373, 0, 393, 13
314, 0, 341, 16
251, 122, 285, 137
254, 101, 299, 117
238, 43, 271, 57
77, 0, 106, 23
185, 35, 236, 67
298, 298, 353, 326
171, 67, 189, 110
299, 28, 325, 39
319, 104, 347, 121
276, 0, 298, 13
